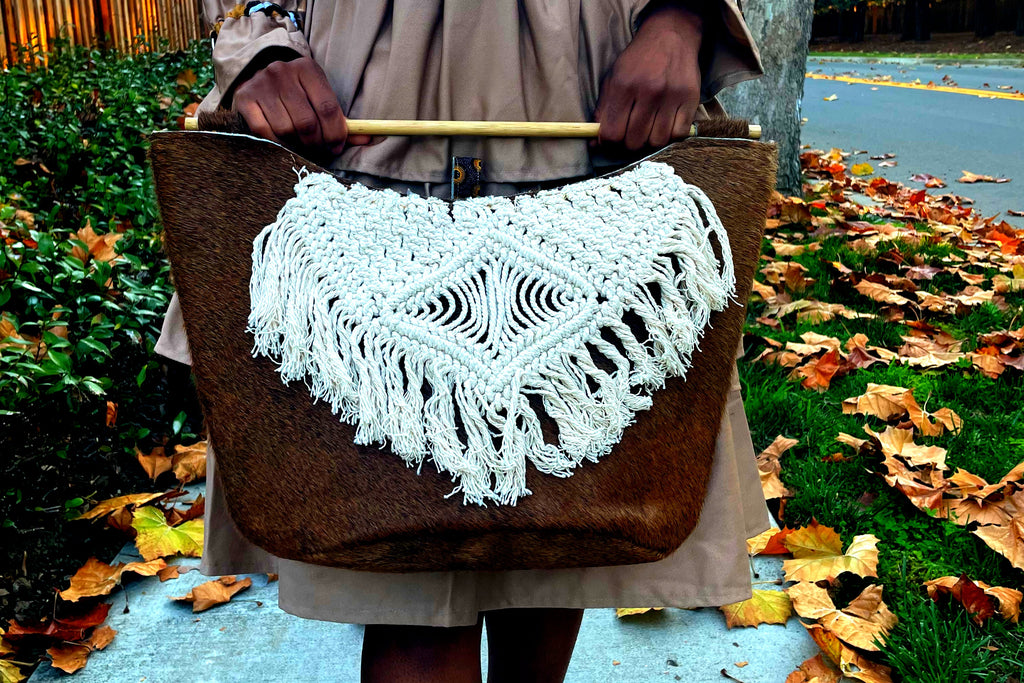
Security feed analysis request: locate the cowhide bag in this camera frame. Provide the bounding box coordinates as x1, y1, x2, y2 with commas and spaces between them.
148, 116, 776, 572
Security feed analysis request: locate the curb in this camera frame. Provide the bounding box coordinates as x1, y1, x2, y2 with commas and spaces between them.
808, 54, 1024, 68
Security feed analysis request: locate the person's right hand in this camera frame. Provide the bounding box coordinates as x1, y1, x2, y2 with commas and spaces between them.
231, 55, 371, 158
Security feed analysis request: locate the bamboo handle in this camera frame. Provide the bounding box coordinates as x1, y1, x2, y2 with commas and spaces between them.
183, 116, 761, 140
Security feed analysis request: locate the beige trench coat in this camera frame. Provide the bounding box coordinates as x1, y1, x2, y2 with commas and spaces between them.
155, 0, 771, 626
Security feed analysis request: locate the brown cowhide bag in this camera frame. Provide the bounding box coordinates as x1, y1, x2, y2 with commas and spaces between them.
147, 120, 776, 572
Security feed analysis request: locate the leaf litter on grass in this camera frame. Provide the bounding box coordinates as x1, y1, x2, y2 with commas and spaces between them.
737, 148, 1024, 680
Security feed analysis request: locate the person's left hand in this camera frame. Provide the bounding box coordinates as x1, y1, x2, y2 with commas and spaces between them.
595, 6, 703, 151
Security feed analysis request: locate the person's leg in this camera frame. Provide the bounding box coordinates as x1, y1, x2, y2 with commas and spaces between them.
361, 620, 484, 683
483, 608, 584, 683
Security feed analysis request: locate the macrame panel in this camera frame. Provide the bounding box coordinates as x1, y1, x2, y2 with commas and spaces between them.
248, 162, 735, 505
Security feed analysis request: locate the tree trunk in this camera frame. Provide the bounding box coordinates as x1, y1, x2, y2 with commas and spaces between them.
901, 0, 931, 41
975, 0, 997, 38
851, 3, 866, 42
717, 0, 815, 195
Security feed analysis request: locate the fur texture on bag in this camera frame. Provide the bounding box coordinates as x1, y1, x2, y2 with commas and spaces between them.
148, 127, 777, 572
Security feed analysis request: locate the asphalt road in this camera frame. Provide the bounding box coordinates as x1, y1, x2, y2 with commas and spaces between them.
802, 58, 1023, 228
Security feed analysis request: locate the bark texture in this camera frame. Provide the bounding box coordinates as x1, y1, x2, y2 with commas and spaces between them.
718, 0, 814, 194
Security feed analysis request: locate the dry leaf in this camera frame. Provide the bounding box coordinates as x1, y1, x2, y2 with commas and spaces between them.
0, 661, 26, 683
802, 623, 894, 683
614, 607, 663, 617
788, 583, 896, 651
785, 654, 842, 683
973, 519, 1024, 572
74, 492, 169, 521
864, 425, 948, 470
851, 163, 874, 177
135, 446, 173, 480
720, 589, 792, 628
782, 523, 879, 582
853, 280, 912, 306
59, 557, 167, 601
171, 575, 252, 612
747, 527, 796, 556
47, 643, 91, 674
70, 222, 122, 264
131, 506, 204, 561
959, 170, 1010, 184
87, 625, 117, 650
5, 603, 111, 644
171, 441, 208, 483
925, 575, 1021, 625
792, 349, 842, 391
157, 565, 195, 582
757, 436, 798, 500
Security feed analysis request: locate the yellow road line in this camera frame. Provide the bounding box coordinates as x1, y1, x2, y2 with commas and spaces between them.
806, 73, 1024, 101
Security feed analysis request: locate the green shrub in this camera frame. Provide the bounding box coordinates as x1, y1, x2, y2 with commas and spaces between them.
0, 38, 213, 622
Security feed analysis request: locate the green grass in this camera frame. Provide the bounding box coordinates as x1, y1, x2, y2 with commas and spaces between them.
742, 205, 1024, 679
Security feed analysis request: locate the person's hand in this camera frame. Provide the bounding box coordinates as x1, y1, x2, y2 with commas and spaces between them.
231, 55, 371, 158
595, 6, 703, 151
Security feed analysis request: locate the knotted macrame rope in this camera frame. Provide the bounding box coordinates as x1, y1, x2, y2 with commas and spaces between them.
248, 162, 735, 506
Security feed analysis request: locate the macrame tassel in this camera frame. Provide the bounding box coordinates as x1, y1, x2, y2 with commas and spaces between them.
247, 162, 735, 506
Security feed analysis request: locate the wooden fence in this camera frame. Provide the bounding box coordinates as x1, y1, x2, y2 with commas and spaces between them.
1, 0, 205, 64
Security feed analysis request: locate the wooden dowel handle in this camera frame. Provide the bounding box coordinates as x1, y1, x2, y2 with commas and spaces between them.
351, 120, 602, 137
184, 116, 762, 140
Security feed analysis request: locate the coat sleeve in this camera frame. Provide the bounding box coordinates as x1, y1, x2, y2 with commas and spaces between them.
202, 1, 312, 106
631, 0, 764, 102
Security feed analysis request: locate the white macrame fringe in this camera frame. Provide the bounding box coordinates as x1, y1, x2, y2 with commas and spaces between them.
248, 162, 735, 506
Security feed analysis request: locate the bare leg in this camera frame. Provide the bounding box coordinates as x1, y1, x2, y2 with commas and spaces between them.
361, 620, 484, 683
484, 608, 584, 683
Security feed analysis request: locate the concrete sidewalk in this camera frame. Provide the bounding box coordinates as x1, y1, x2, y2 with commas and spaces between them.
30, 486, 818, 683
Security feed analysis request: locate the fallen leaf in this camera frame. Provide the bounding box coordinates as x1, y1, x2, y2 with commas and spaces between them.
785, 654, 841, 683
5, 603, 111, 643
157, 565, 194, 582
925, 575, 1020, 625
747, 527, 796, 556
74, 492, 173, 522
131, 506, 204, 561
757, 436, 798, 500
782, 523, 879, 582
171, 441, 207, 483
973, 519, 1024, 572
59, 557, 168, 601
864, 425, 947, 469
909, 173, 946, 188
70, 222, 122, 264
165, 495, 205, 527
851, 163, 874, 177
959, 170, 1011, 184
171, 575, 252, 612
824, 94, 838, 101
788, 583, 896, 651
615, 607, 663, 617
0, 661, 26, 683
720, 589, 793, 628
47, 643, 91, 674
176, 68, 198, 88
135, 446, 173, 480
853, 280, 913, 306
791, 349, 842, 391
87, 625, 116, 650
